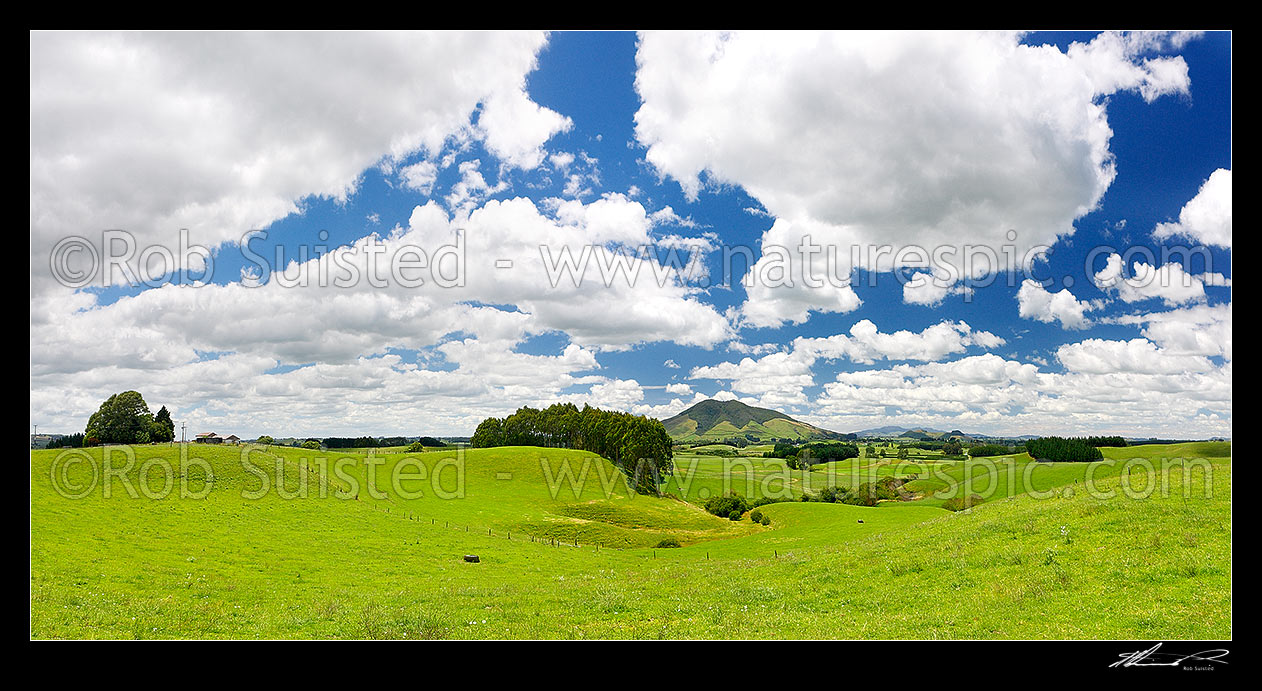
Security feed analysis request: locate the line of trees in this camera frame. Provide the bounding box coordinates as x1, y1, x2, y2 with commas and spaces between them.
322, 437, 382, 449
46, 433, 85, 449
1082, 435, 1128, 448
321, 436, 447, 449
762, 441, 860, 469
471, 403, 674, 494
1025, 437, 1105, 462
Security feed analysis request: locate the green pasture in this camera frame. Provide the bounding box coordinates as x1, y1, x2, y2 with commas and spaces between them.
30, 441, 1231, 639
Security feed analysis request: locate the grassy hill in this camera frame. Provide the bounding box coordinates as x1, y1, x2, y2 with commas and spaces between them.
31, 441, 1230, 638
663, 399, 846, 443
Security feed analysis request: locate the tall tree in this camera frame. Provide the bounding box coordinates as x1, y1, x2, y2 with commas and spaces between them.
153, 406, 176, 442
85, 391, 156, 445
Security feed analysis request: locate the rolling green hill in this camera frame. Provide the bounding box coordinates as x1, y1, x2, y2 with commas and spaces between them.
663, 399, 847, 442
30, 441, 1231, 638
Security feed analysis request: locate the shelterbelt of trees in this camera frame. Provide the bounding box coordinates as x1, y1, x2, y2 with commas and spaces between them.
763, 441, 860, 467
471, 403, 674, 494
1025, 436, 1109, 462
321, 436, 447, 449
969, 436, 1127, 459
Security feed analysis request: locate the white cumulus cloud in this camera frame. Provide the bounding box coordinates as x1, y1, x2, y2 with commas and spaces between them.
1153, 168, 1232, 248
1017, 279, 1100, 330
634, 30, 1196, 327
30, 31, 568, 293
1092, 253, 1227, 306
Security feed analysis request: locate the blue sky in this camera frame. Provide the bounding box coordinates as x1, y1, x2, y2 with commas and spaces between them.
30, 31, 1231, 438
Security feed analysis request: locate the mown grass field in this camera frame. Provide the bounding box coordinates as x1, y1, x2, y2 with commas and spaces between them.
30, 442, 1230, 639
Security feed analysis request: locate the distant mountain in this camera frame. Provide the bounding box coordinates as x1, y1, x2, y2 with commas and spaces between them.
663, 399, 848, 443
854, 426, 953, 439
854, 425, 922, 438
853, 426, 1036, 442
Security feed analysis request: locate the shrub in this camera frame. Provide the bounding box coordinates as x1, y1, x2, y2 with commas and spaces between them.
301, 440, 321, 450
728, 510, 742, 521
654, 537, 681, 548
749, 510, 764, 523
842, 483, 879, 506
817, 486, 848, 503
872, 477, 908, 500
405, 441, 425, 453
942, 494, 984, 512
760, 515, 771, 526
704, 491, 750, 518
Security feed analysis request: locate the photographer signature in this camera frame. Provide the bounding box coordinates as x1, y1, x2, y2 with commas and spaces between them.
1111, 642, 1229, 668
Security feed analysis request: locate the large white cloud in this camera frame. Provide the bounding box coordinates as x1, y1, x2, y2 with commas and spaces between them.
689, 319, 1004, 409
28, 31, 739, 438
811, 352, 1230, 438
1107, 303, 1232, 360
634, 30, 1195, 327
794, 319, 1004, 365
903, 269, 972, 306
29, 191, 734, 435
1056, 338, 1214, 375
30, 31, 570, 292
1092, 253, 1228, 306
1016, 279, 1100, 330
1154, 168, 1232, 248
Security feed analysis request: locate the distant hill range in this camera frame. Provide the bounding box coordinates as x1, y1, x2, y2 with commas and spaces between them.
852, 426, 1040, 442
661, 402, 1165, 445
854, 426, 963, 440
663, 399, 850, 443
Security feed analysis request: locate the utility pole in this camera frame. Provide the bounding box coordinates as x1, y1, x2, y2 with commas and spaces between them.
180, 422, 187, 444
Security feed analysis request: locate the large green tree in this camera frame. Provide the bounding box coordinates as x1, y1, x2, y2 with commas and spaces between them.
85, 391, 158, 445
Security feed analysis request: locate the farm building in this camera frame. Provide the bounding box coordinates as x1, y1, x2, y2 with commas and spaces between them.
195, 432, 230, 444
195, 433, 242, 445
194, 432, 222, 444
